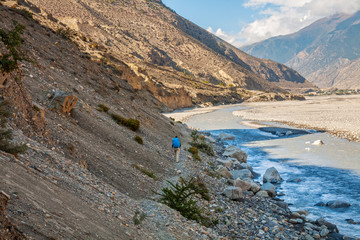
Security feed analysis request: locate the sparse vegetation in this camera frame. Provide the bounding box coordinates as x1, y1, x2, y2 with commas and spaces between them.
157, 177, 216, 227
134, 135, 143, 144
0, 21, 28, 73
132, 164, 157, 180
190, 130, 215, 156
0, 103, 27, 155
96, 104, 110, 112
111, 113, 140, 131
56, 27, 74, 40
10, 8, 33, 19
132, 210, 146, 225
188, 146, 201, 161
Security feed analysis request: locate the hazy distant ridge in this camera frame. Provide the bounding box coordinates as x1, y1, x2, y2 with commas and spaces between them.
242, 11, 360, 89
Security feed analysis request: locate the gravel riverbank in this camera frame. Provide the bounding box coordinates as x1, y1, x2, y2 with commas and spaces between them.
233, 95, 360, 142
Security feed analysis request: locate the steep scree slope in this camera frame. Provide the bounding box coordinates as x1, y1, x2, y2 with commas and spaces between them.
17, 0, 315, 104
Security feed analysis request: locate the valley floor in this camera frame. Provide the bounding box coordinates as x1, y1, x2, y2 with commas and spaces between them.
233, 95, 360, 142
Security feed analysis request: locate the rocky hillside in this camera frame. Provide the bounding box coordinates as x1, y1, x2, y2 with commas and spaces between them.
0, 3, 354, 239
242, 11, 360, 89
16, 0, 315, 108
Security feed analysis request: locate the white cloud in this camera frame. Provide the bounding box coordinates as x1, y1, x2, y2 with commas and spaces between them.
211, 0, 360, 47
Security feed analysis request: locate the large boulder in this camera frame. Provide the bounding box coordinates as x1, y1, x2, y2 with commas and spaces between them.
263, 167, 282, 184
326, 200, 351, 209
233, 179, 252, 191
223, 145, 247, 163
231, 169, 252, 181
205, 136, 216, 143
216, 159, 232, 168
255, 190, 269, 198
250, 182, 261, 193
261, 182, 276, 197
216, 166, 233, 179
223, 187, 243, 200
315, 218, 339, 233
217, 133, 235, 141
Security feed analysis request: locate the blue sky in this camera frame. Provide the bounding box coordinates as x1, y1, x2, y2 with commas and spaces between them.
162, 0, 360, 47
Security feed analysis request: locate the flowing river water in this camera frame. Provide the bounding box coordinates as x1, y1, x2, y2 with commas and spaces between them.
168, 104, 360, 238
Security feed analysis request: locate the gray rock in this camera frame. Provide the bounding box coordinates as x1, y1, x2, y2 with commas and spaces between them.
223, 145, 247, 163
326, 200, 351, 209
231, 169, 252, 181
313, 233, 320, 239
255, 190, 269, 198
320, 228, 329, 237
217, 133, 235, 141
305, 234, 315, 240
216, 166, 233, 179
289, 219, 298, 224
223, 186, 243, 200
216, 159, 232, 168
243, 191, 254, 198
261, 182, 276, 197
315, 218, 338, 233
205, 136, 216, 143
274, 201, 288, 210
233, 179, 252, 191
287, 177, 302, 183
263, 167, 282, 183
250, 182, 261, 193
292, 212, 302, 218
239, 163, 252, 170
315, 201, 326, 207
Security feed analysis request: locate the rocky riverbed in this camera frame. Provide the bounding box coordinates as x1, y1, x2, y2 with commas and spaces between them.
232, 95, 360, 142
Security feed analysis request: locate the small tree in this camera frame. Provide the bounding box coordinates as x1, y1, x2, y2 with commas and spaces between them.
157, 177, 215, 226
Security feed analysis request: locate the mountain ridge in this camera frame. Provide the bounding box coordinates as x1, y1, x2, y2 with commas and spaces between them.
242, 11, 360, 89
17, 0, 315, 106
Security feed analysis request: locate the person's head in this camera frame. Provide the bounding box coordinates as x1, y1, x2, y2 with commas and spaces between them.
175, 136, 178, 138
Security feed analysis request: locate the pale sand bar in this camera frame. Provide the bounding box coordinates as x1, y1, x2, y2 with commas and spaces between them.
233, 95, 360, 141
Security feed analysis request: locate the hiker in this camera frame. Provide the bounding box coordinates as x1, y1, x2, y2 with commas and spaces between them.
172, 136, 181, 162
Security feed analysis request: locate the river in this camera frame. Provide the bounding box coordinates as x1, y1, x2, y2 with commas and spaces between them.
168, 104, 360, 238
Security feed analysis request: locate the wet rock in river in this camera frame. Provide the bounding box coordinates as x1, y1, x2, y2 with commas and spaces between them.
217, 133, 235, 141
263, 167, 282, 184
326, 200, 351, 209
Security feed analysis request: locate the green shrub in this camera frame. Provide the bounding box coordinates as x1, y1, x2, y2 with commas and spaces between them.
191, 142, 215, 156
0, 103, 27, 155
96, 104, 110, 112
188, 146, 201, 161
157, 177, 215, 227
0, 21, 28, 73
190, 130, 215, 156
132, 164, 157, 180
133, 210, 146, 225
188, 146, 198, 155
111, 113, 140, 131
134, 135, 143, 144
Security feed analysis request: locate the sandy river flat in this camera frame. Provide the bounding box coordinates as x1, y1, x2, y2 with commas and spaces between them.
233, 95, 360, 141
